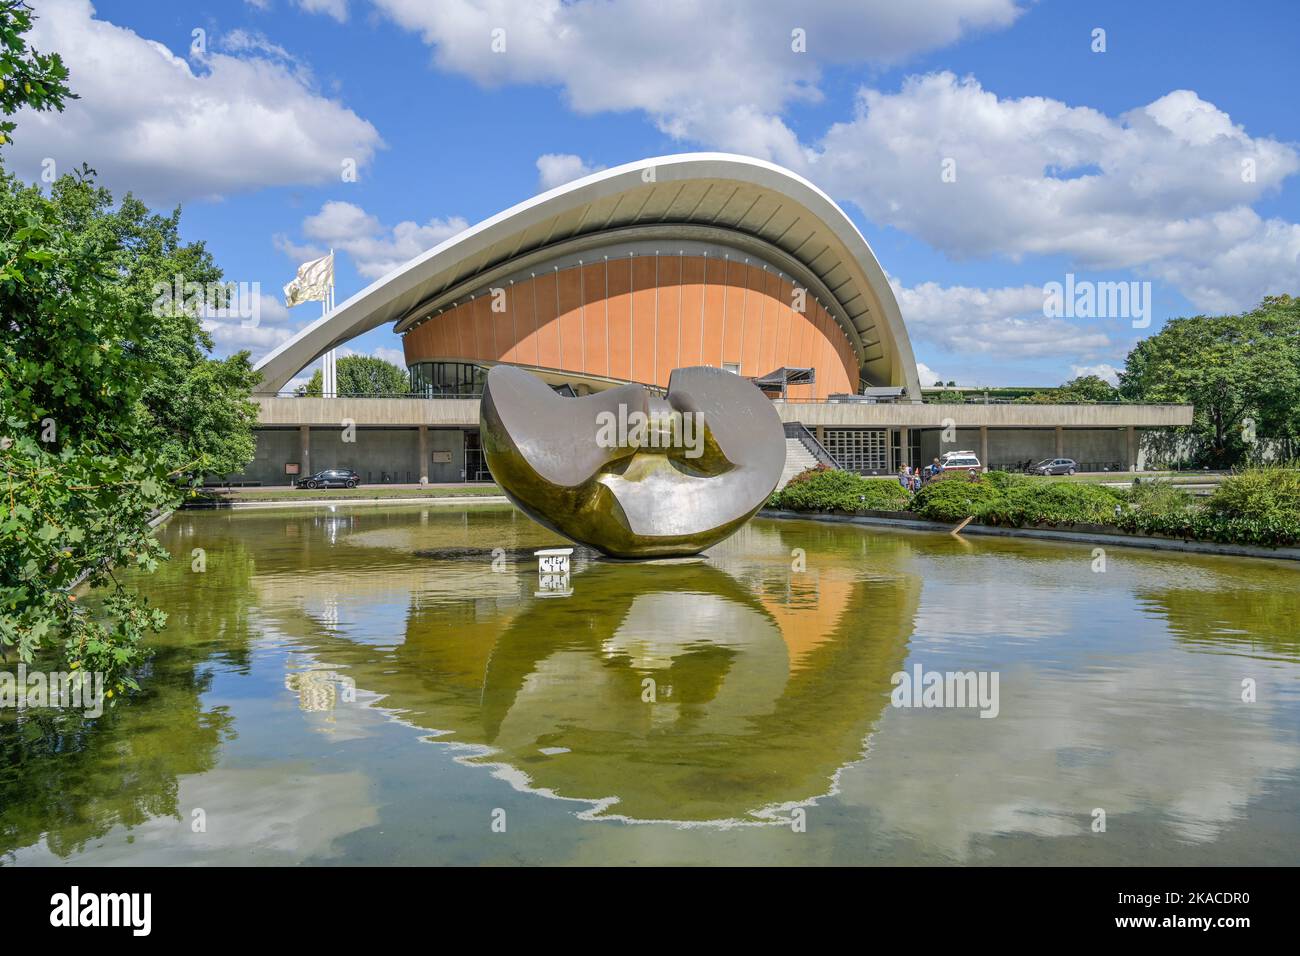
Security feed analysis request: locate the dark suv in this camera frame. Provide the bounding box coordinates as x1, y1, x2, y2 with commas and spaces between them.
298, 469, 360, 489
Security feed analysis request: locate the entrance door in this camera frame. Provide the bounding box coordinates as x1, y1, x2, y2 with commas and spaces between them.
463, 430, 491, 482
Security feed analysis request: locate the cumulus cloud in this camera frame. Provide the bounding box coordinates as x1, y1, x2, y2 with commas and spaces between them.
357, 3, 1298, 312
288, 200, 469, 279
536, 153, 606, 190
202, 292, 305, 360
916, 362, 945, 387
297, 0, 349, 22
369, 0, 1023, 168
1070, 363, 1121, 386
7, 0, 381, 203
817, 74, 1300, 311
893, 278, 1113, 359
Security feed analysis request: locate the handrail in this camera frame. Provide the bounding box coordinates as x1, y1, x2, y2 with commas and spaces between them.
783, 421, 838, 469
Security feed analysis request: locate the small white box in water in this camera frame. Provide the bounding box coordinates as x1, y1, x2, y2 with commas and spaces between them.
535, 548, 573, 574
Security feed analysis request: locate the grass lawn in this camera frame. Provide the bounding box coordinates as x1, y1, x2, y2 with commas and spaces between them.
194, 483, 501, 503
1039, 471, 1226, 486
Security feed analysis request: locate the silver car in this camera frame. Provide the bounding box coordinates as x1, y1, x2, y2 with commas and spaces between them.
1033, 458, 1077, 476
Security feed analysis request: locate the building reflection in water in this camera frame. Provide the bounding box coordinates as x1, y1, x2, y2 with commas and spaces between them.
259, 518, 920, 824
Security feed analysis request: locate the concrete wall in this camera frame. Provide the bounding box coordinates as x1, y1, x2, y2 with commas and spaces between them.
231, 427, 300, 485
916, 427, 1132, 471
312, 427, 422, 484
252, 395, 1192, 429
222, 426, 463, 486
427, 428, 467, 483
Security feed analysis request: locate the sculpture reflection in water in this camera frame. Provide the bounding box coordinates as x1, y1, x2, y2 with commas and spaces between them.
480, 365, 787, 558
283, 523, 920, 824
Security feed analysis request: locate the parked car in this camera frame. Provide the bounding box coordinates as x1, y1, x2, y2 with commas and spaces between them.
940, 451, 982, 472
298, 469, 360, 489
1032, 458, 1078, 476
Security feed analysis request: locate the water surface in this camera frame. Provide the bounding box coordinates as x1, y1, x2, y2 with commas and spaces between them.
3, 503, 1298, 865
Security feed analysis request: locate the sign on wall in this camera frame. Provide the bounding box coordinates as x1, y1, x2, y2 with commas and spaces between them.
431, 450, 452, 463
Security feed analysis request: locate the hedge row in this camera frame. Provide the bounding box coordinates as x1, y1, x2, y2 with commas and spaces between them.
767, 467, 1300, 548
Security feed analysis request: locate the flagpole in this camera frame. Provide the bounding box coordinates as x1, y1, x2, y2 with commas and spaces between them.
323, 249, 336, 397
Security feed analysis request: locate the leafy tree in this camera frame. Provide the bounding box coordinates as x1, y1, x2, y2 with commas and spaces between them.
302, 355, 410, 396
1016, 375, 1118, 404
42, 178, 260, 475
1058, 374, 1119, 402
1120, 295, 1300, 467
1, 167, 177, 685
0, 1, 73, 146
1, 4, 255, 686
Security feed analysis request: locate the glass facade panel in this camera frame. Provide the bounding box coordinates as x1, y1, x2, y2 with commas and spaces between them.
823, 428, 889, 475
409, 361, 488, 397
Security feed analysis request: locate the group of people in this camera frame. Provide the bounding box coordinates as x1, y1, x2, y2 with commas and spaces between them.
897, 457, 945, 492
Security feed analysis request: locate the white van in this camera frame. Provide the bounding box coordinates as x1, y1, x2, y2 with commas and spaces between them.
940, 450, 982, 472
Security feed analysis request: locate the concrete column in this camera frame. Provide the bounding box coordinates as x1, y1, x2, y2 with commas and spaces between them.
1126, 425, 1138, 472
418, 425, 430, 485
815, 425, 826, 445
979, 426, 989, 472
899, 426, 911, 467
298, 425, 310, 482
1055, 426, 1064, 458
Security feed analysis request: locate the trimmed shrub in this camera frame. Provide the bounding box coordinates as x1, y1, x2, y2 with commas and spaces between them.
771, 468, 912, 513
1206, 468, 1300, 523
911, 472, 1004, 522
781, 463, 833, 490
1122, 479, 1195, 518
982, 469, 1029, 492
978, 481, 1122, 526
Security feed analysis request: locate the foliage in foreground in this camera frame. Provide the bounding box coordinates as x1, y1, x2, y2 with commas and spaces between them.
909, 472, 1004, 522
1, 4, 257, 684
770, 469, 911, 513
770, 467, 1300, 547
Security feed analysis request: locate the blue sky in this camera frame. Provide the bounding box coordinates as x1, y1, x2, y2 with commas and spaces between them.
11, 0, 1300, 388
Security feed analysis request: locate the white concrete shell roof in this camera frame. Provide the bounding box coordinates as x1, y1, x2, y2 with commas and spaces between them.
254, 152, 920, 397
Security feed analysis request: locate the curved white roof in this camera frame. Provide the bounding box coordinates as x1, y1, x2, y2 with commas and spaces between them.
254, 152, 920, 396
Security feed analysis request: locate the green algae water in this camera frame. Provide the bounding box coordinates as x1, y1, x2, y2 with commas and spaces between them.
3, 503, 1299, 865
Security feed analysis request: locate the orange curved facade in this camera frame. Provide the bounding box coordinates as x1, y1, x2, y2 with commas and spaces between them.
402, 253, 859, 400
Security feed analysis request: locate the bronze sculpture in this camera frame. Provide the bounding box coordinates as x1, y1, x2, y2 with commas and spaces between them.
480, 365, 785, 558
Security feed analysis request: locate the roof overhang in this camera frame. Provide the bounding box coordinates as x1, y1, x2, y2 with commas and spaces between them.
253, 153, 921, 397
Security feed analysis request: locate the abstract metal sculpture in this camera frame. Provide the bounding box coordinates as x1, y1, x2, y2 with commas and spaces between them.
480, 365, 786, 558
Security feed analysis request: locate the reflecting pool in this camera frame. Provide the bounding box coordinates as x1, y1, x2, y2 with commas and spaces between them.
3, 503, 1299, 864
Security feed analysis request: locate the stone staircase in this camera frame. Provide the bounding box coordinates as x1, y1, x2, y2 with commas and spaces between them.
779, 437, 820, 488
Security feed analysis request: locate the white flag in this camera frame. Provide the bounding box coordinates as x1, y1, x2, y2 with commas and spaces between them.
283, 252, 334, 308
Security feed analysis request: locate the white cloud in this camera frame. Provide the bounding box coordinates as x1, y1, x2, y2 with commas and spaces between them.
370, 0, 1024, 168
202, 292, 307, 359
293, 200, 469, 279
916, 362, 945, 387
372, 345, 407, 366
536, 153, 605, 190
1070, 363, 1120, 386
338, 344, 407, 367
360, 3, 1298, 313
817, 74, 1300, 311
892, 278, 1113, 359
8, 0, 381, 203
297, 0, 349, 23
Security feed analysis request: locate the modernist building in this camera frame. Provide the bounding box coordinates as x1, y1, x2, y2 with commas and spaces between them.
242, 153, 1189, 486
